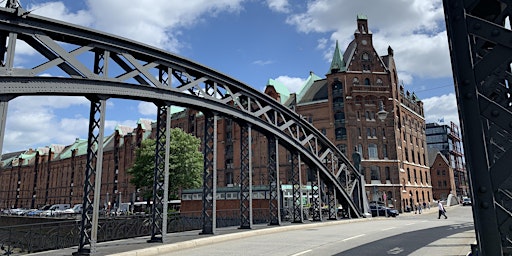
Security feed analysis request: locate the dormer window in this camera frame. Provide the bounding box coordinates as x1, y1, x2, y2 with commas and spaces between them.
362, 52, 369, 61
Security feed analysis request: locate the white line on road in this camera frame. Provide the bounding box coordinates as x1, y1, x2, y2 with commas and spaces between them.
405, 222, 416, 226
290, 249, 312, 256
381, 227, 396, 231
342, 234, 365, 242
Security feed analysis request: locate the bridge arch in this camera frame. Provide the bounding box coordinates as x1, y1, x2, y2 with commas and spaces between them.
0, 5, 365, 254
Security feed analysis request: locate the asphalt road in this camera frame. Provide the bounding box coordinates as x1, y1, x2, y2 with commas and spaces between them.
160, 206, 475, 256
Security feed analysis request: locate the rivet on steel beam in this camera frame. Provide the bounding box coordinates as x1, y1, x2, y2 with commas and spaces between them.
474, 23, 481, 30
479, 186, 487, 193
481, 202, 489, 209
491, 110, 500, 117
492, 29, 500, 36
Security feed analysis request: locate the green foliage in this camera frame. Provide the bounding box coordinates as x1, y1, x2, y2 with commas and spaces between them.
128, 128, 203, 200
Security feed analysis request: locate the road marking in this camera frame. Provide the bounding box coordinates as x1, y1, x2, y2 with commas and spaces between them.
342, 234, 365, 242
290, 249, 312, 256
387, 247, 404, 254
381, 227, 396, 231
405, 222, 416, 226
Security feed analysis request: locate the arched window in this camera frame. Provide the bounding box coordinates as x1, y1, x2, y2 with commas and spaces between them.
385, 167, 390, 180
362, 52, 369, 60
407, 168, 411, 182
364, 78, 370, 85
376, 78, 383, 85
353, 77, 359, 85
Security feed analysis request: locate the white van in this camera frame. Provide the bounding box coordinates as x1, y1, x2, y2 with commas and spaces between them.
43, 204, 70, 216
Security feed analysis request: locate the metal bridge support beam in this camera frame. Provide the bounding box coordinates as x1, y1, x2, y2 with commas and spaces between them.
148, 104, 171, 243
0, 100, 7, 161
74, 97, 106, 256
311, 168, 322, 222
443, 1, 510, 254
201, 112, 217, 234
291, 152, 303, 223
327, 184, 337, 220
240, 123, 253, 229
268, 136, 281, 226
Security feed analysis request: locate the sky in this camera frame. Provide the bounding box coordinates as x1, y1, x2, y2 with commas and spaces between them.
2, 0, 459, 153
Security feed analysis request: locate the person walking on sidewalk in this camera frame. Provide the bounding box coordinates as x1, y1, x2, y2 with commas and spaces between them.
438, 200, 447, 219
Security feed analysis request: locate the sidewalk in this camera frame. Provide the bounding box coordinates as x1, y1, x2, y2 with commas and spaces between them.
31, 205, 475, 256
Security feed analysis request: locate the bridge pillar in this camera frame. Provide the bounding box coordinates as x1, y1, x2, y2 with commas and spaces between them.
0, 100, 8, 162
291, 152, 303, 223
268, 136, 281, 226
148, 104, 171, 243
74, 97, 106, 255
311, 168, 322, 222
201, 112, 217, 234
240, 123, 253, 229
327, 184, 337, 220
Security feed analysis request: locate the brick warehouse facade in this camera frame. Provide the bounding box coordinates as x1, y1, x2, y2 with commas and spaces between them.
0, 16, 433, 214
0, 120, 153, 210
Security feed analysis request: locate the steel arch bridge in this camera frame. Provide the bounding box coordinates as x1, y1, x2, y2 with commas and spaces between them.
0, 2, 365, 255
444, 0, 512, 255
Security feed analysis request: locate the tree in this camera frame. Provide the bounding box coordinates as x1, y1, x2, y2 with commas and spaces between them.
128, 128, 203, 200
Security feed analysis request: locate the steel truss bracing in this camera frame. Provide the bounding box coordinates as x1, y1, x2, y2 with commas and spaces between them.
201, 113, 217, 234
148, 105, 170, 242
443, 0, 512, 254
0, 3, 366, 242
327, 184, 337, 220
240, 123, 253, 229
75, 97, 106, 255
268, 136, 281, 225
291, 152, 303, 223
311, 169, 322, 221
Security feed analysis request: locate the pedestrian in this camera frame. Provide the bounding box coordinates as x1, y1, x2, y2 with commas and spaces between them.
438, 200, 447, 219
418, 203, 422, 214
422, 201, 427, 211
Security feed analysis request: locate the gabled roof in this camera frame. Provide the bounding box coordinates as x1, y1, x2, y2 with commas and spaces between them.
327, 40, 346, 74
297, 72, 323, 102
266, 78, 290, 104
297, 79, 328, 104
427, 148, 450, 168
56, 138, 88, 160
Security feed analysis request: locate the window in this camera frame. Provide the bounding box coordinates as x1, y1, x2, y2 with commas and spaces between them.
385, 167, 391, 180
442, 170, 446, 176
414, 169, 417, 182
367, 128, 371, 138
382, 128, 386, 138
364, 78, 370, 85
337, 144, 347, 154
335, 127, 347, 140
376, 78, 383, 85
362, 52, 369, 60
353, 77, 359, 85
368, 144, 378, 159
332, 81, 343, 91
321, 128, 326, 135
407, 168, 411, 182
225, 172, 233, 186
357, 144, 363, 155
383, 144, 388, 158
372, 128, 377, 138
358, 128, 362, 137
370, 166, 380, 180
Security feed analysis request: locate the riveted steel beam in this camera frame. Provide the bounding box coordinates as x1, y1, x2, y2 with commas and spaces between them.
268, 136, 281, 225
201, 112, 217, 234
74, 97, 106, 255
291, 152, 303, 223
240, 123, 253, 229
443, 0, 512, 254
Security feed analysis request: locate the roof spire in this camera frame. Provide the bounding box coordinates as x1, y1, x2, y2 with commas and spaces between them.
327, 40, 345, 74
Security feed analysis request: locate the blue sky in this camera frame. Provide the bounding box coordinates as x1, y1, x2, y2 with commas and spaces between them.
3, 0, 458, 153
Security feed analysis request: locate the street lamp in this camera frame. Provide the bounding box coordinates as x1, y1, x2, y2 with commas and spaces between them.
377, 100, 388, 121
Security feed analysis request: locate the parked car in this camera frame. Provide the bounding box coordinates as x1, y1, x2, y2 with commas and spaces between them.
62, 204, 83, 214
42, 204, 70, 217
462, 197, 472, 206
369, 205, 399, 217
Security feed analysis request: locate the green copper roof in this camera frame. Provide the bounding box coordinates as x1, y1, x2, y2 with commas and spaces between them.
327, 40, 346, 74
357, 14, 368, 20
297, 72, 322, 102
267, 78, 290, 104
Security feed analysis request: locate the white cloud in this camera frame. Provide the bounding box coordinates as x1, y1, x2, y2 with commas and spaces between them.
285, 0, 449, 83
27, 2, 94, 27
266, 0, 290, 13
253, 60, 274, 66
138, 102, 157, 116
422, 93, 460, 127
274, 75, 306, 93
